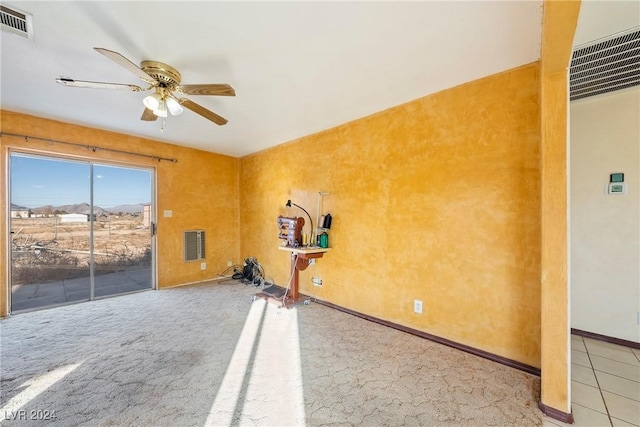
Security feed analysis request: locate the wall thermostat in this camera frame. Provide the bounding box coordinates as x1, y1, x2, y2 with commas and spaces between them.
608, 183, 626, 194
607, 172, 626, 195
610, 173, 624, 183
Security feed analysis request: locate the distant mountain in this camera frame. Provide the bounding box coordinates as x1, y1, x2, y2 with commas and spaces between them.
32, 203, 108, 216
31, 205, 55, 214
106, 204, 148, 214
10, 203, 29, 211
25, 202, 149, 215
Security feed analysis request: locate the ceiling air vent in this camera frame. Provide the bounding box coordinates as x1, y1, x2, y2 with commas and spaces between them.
570, 27, 640, 101
1, 5, 33, 39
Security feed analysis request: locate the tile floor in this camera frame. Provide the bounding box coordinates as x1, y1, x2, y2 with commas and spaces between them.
546, 335, 640, 427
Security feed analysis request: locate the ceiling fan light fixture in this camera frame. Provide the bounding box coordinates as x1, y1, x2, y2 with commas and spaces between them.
166, 96, 183, 116
153, 100, 168, 117
143, 92, 162, 111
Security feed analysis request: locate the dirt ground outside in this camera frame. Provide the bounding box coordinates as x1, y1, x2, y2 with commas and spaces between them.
10, 215, 151, 285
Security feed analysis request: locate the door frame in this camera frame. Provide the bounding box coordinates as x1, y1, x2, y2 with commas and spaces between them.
6, 148, 157, 314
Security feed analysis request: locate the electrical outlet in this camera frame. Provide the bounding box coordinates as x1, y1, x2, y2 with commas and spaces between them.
414, 300, 423, 314
312, 277, 323, 286
200, 262, 206, 270
309, 259, 316, 265
227, 260, 232, 267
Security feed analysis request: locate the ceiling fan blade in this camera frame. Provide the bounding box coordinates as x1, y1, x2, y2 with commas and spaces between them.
141, 108, 158, 121
56, 78, 144, 91
178, 84, 236, 96
94, 47, 156, 84
179, 99, 228, 125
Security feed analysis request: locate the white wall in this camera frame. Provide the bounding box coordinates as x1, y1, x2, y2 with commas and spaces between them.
570, 87, 640, 343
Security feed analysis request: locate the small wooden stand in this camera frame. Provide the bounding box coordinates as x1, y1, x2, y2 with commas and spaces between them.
255, 246, 330, 308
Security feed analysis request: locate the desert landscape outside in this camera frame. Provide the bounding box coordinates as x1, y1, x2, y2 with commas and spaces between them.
9, 152, 153, 312
10, 212, 153, 312
11, 213, 151, 285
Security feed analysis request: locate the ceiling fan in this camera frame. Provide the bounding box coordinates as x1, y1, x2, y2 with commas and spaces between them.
56, 47, 235, 126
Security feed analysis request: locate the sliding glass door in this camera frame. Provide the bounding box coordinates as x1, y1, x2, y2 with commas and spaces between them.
9, 152, 154, 312
10, 155, 92, 311
92, 164, 153, 298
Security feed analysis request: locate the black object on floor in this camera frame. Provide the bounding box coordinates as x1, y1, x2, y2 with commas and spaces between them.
261, 285, 286, 298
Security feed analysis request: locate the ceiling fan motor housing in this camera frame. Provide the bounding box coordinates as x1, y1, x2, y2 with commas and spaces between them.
140, 60, 181, 89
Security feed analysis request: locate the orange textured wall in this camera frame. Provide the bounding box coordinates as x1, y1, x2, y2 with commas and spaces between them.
240, 63, 542, 367
0, 111, 239, 316
539, 0, 581, 416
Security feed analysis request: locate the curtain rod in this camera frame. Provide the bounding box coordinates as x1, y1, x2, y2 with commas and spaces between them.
0, 132, 178, 163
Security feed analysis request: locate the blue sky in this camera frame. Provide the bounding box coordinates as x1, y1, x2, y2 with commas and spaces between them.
11, 154, 152, 208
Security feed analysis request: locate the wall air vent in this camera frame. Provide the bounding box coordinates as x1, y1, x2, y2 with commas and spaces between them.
184, 230, 205, 261
1, 5, 33, 39
570, 27, 640, 101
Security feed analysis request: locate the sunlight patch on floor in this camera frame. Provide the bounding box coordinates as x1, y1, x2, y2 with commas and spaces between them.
242, 302, 306, 425
204, 299, 306, 426
205, 298, 267, 426
0, 362, 82, 422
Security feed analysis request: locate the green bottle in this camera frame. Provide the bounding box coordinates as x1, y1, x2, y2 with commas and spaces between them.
320, 232, 329, 248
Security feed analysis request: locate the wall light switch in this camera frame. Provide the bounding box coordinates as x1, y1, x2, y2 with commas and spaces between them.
164, 210, 173, 217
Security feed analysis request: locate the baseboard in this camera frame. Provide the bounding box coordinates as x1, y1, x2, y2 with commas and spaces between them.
538, 401, 574, 424
572, 328, 640, 350
159, 275, 228, 289
312, 298, 541, 377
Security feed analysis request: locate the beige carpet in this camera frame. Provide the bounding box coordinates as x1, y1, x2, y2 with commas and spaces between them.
0, 281, 545, 426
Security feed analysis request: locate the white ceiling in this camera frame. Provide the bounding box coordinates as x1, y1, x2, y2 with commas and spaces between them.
0, 1, 636, 157
574, 0, 640, 47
